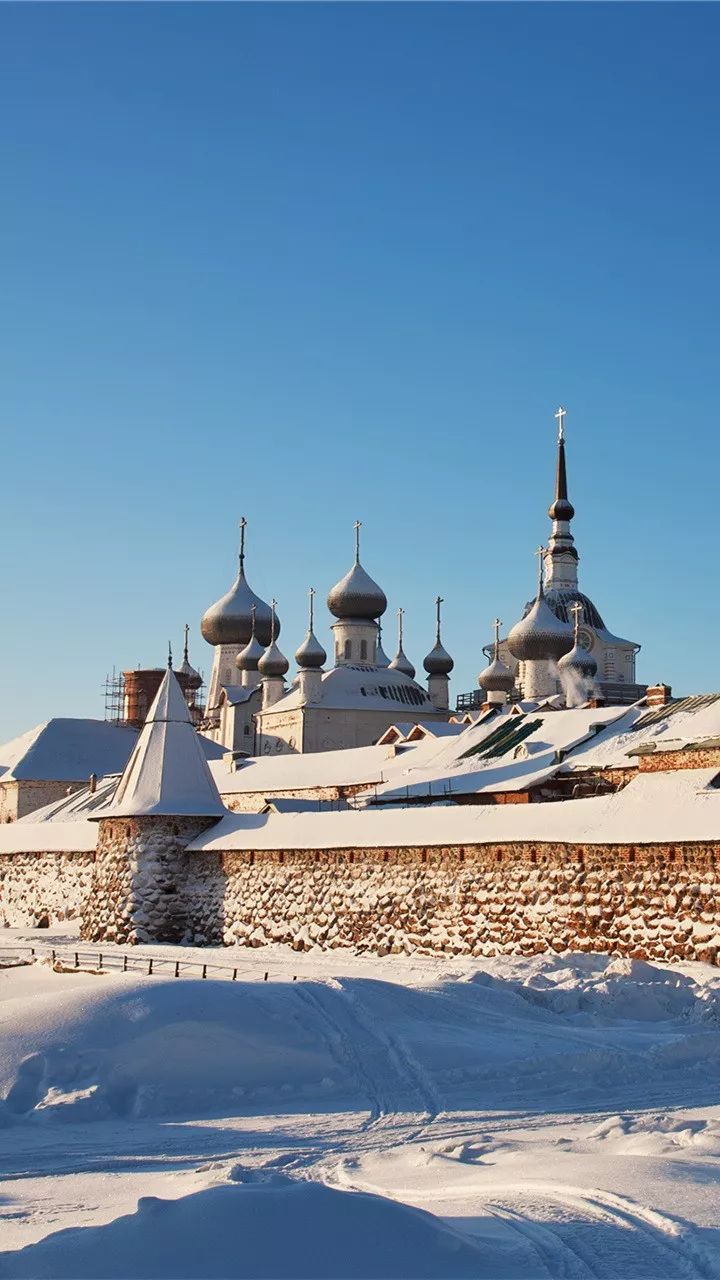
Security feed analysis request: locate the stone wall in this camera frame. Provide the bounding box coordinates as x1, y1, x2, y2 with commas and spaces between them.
0, 780, 86, 824
220, 841, 720, 964
80, 817, 222, 946
638, 748, 720, 773
0, 851, 94, 927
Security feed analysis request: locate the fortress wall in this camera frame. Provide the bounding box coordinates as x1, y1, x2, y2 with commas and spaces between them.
220, 842, 720, 965
0, 851, 94, 928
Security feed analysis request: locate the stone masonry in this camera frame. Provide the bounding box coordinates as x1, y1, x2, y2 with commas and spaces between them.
220, 841, 720, 965
80, 817, 222, 946
0, 851, 94, 928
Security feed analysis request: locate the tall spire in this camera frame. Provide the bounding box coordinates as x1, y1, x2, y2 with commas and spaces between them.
544, 406, 578, 591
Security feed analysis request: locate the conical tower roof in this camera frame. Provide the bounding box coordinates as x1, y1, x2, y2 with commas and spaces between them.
101, 666, 225, 819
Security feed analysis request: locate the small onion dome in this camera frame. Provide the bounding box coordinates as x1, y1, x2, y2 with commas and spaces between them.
201, 566, 276, 648
507, 593, 573, 663
295, 628, 327, 670
423, 640, 454, 676
389, 647, 416, 680
327, 561, 387, 621
375, 627, 391, 669
478, 655, 515, 694
258, 640, 289, 679
557, 641, 597, 680
235, 631, 264, 673
177, 657, 202, 691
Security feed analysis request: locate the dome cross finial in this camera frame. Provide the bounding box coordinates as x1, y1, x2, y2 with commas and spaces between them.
183, 623, 190, 664
167, 640, 173, 670
397, 606, 404, 650
569, 599, 584, 642
555, 406, 566, 443
353, 519, 362, 564
435, 595, 444, 642
535, 545, 546, 596
308, 586, 316, 630
493, 617, 502, 659
238, 516, 247, 568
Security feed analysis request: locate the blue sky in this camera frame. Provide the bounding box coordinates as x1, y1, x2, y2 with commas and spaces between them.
1, 3, 718, 739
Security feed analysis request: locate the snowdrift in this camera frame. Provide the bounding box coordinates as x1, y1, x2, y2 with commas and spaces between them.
0, 1177, 493, 1279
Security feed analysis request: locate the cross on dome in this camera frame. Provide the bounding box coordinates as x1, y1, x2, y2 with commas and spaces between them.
353, 520, 362, 563
555, 406, 567, 443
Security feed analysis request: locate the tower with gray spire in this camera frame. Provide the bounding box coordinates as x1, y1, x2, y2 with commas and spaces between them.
423, 597, 454, 710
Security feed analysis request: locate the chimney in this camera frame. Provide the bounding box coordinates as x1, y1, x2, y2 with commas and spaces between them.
89, 772, 98, 794
646, 683, 672, 708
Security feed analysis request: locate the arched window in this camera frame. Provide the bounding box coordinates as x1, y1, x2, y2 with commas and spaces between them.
344, 639, 352, 659
360, 639, 368, 660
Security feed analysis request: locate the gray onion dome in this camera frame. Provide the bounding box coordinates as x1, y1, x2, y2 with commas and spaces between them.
235, 631, 264, 673
295, 628, 327, 670
423, 640, 454, 676
507, 581, 573, 664
327, 561, 387, 621
389, 648, 416, 680
258, 639, 289, 679
201, 541, 277, 648
177, 657, 202, 691
557, 641, 597, 680
478, 655, 515, 693
375, 624, 391, 669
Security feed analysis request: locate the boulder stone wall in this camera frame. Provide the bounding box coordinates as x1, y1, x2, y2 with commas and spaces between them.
0, 851, 94, 928
80, 817, 223, 946
220, 841, 720, 964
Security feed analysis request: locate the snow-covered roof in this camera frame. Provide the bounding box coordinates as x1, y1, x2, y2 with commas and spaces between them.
189, 768, 720, 853
0, 720, 139, 784
100, 669, 226, 819
259, 663, 441, 716
0, 819, 98, 854
219, 684, 259, 707
210, 743, 392, 796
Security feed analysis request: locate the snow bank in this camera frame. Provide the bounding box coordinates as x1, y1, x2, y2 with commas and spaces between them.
0, 1177, 493, 1279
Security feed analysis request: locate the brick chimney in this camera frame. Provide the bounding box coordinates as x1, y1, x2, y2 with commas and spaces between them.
646, 683, 672, 708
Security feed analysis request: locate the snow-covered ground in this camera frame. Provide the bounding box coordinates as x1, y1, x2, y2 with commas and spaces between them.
2, 925, 720, 1278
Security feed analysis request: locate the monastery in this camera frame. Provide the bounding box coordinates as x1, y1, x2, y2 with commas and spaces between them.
1, 409, 719, 966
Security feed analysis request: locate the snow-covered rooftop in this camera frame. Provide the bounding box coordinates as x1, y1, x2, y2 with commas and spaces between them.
101, 669, 225, 819
0, 720, 139, 784
260, 663, 440, 715
210, 744, 392, 796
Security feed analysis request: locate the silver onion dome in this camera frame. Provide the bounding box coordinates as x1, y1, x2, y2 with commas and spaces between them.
177, 626, 203, 691
200, 520, 277, 648
258, 640, 289, 679
236, 631, 264, 674
375, 623, 391, 669
557, 641, 597, 680
327, 522, 387, 621
507, 555, 573, 663
478, 655, 515, 693
424, 640, 454, 676
295, 631, 326, 670
389, 648, 416, 679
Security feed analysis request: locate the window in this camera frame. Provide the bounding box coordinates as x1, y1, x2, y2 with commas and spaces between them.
344, 639, 352, 659
360, 639, 368, 660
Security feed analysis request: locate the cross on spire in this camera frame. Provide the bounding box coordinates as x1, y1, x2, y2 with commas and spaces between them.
397, 606, 404, 648
183, 623, 190, 663
493, 617, 502, 657
554, 406, 567, 443
167, 640, 173, 670
353, 520, 362, 563
308, 586, 316, 630
238, 516, 247, 567
569, 600, 584, 640
435, 595, 444, 641
270, 599, 278, 642
535, 545, 546, 594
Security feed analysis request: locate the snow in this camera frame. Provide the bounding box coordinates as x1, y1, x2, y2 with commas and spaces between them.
1, 927, 720, 1278
259, 662, 438, 715
211, 744, 392, 796
189, 768, 720, 852
101, 670, 225, 819
0, 720, 139, 783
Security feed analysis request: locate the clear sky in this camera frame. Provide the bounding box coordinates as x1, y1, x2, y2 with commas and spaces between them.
1, 3, 718, 741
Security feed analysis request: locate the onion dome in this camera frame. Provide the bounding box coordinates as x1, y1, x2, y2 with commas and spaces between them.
375, 623, 391, 669
507, 550, 574, 663
478, 618, 515, 694
258, 601, 289, 678
177, 625, 203, 691
327, 521, 387, 621
548, 408, 575, 522
423, 596, 454, 675
389, 607, 416, 679
235, 605, 264, 673
200, 519, 277, 648
557, 601, 597, 679
295, 588, 327, 670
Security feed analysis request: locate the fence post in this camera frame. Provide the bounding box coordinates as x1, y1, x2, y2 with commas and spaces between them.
202, 964, 207, 979
52, 949, 56, 963
74, 952, 79, 968
98, 954, 102, 970
232, 968, 237, 981
148, 958, 153, 976
292, 975, 297, 982
264, 971, 268, 982
175, 961, 180, 978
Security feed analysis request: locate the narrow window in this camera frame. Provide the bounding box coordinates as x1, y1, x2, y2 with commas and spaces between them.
360, 639, 368, 660
344, 639, 352, 659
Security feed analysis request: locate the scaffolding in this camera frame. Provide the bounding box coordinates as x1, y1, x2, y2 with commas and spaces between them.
103, 667, 125, 724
